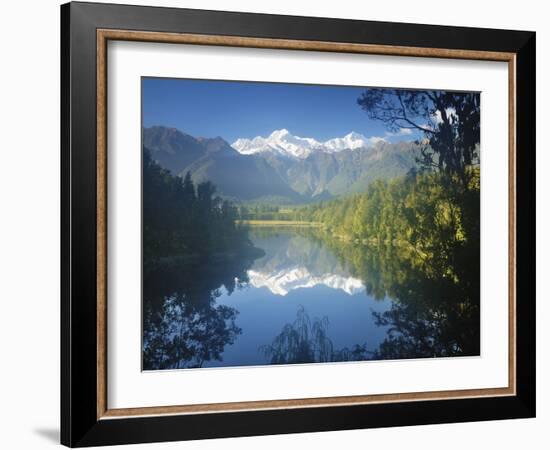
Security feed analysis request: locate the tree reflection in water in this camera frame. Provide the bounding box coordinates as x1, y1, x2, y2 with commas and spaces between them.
260, 305, 370, 364
262, 220, 479, 362
142, 255, 255, 370
324, 230, 479, 359
144, 211, 479, 369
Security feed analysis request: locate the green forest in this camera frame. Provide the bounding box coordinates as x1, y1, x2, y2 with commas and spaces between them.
143, 148, 261, 270
239, 166, 479, 269
289, 168, 478, 247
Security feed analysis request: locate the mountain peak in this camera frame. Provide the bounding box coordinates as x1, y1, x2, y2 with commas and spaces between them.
345, 131, 365, 140
232, 129, 322, 159
324, 132, 370, 151
269, 128, 290, 139
231, 130, 377, 159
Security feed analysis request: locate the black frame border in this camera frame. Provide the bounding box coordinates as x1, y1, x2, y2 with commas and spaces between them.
61, 2, 536, 447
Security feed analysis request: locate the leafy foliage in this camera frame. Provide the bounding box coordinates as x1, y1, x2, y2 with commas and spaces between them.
142, 148, 265, 369
261, 306, 370, 364
288, 168, 481, 359
288, 168, 479, 254
357, 89, 480, 180
143, 148, 253, 267
142, 256, 255, 370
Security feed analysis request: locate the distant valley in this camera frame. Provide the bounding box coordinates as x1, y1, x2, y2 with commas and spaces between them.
143, 126, 420, 204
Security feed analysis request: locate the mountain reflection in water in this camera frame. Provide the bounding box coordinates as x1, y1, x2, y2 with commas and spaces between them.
246, 229, 365, 296
143, 226, 479, 370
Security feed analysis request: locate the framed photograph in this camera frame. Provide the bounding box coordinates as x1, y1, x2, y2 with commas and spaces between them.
61, 1, 536, 447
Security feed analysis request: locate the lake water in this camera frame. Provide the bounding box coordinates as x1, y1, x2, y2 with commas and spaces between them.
142, 225, 480, 371
202, 227, 392, 368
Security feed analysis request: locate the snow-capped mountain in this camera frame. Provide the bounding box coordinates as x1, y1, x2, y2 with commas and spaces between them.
324, 131, 377, 151
143, 126, 420, 203
247, 267, 365, 296
232, 129, 374, 159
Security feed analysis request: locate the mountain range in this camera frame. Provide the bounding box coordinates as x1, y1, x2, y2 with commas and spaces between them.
143, 126, 420, 204
232, 128, 382, 159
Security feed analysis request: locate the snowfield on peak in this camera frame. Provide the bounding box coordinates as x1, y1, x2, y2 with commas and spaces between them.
324, 131, 374, 151
231, 129, 378, 159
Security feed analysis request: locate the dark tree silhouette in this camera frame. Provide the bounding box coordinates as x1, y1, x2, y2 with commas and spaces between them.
142, 248, 258, 370
143, 148, 255, 267
357, 89, 480, 182
142, 147, 266, 370
261, 306, 371, 364
144, 293, 242, 370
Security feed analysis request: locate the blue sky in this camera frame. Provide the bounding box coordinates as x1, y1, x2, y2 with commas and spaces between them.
142, 77, 421, 144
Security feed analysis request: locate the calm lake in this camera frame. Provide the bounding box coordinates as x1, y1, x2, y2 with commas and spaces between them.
202, 227, 392, 368
142, 225, 479, 371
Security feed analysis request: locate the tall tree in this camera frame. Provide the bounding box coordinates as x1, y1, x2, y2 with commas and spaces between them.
357, 89, 480, 182
142, 148, 253, 265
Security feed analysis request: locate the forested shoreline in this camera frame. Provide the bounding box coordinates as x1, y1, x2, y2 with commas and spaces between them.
242, 167, 479, 253
292, 168, 478, 245
143, 148, 262, 270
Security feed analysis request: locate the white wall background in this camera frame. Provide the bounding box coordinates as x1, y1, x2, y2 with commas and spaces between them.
0, 0, 546, 448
